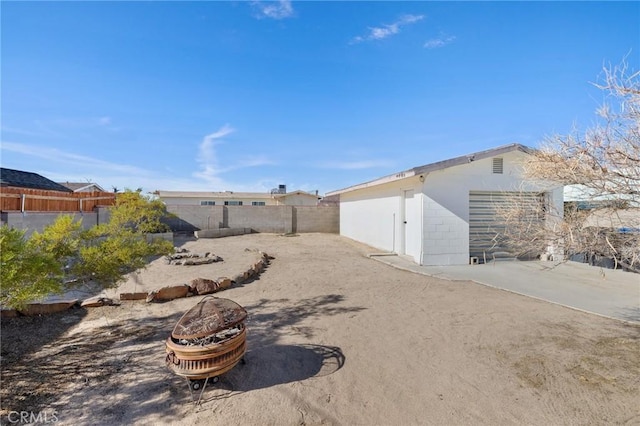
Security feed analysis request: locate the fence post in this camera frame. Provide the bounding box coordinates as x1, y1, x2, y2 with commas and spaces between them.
20, 194, 26, 213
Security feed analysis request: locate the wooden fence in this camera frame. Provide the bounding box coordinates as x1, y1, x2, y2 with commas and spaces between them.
0, 187, 116, 212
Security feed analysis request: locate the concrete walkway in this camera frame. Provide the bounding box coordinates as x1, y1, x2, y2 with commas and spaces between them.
370, 254, 640, 324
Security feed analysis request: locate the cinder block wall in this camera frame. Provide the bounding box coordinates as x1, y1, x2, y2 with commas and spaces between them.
1, 212, 99, 238
165, 205, 339, 234
164, 205, 224, 232
294, 206, 340, 233
225, 205, 293, 233
2, 205, 340, 236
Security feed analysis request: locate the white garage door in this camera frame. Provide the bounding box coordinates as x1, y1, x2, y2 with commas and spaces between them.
469, 191, 545, 262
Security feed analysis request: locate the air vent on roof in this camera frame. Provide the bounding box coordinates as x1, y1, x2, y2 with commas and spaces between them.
492, 158, 504, 174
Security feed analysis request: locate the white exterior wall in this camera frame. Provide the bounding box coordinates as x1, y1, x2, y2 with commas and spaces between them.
159, 196, 277, 206
338, 150, 563, 266
419, 151, 562, 265
339, 178, 424, 263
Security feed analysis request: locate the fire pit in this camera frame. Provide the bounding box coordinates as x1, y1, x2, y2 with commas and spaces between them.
165, 296, 247, 401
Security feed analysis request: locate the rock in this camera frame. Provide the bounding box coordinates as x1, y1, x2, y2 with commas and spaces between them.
18, 300, 78, 316
146, 285, 190, 302
217, 277, 232, 291
120, 292, 148, 301
81, 296, 119, 308
191, 278, 220, 295
182, 257, 217, 266
1, 309, 18, 318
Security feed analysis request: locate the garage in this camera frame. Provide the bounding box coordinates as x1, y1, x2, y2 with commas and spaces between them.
469, 191, 546, 262
328, 144, 564, 266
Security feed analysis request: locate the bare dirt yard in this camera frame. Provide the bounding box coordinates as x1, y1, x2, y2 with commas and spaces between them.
1, 233, 639, 425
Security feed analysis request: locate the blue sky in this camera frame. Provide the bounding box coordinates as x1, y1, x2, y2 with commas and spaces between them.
1, 1, 638, 195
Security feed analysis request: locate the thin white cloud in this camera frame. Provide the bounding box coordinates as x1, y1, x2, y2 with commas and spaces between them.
351, 14, 424, 44
193, 125, 276, 185
424, 33, 456, 49
1, 141, 149, 176
0, 136, 274, 194
193, 124, 235, 184
251, 1, 294, 20
98, 116, 112, 126
319, 159, 395, 170
2, 116, 116, 140
42, 116, 114, 129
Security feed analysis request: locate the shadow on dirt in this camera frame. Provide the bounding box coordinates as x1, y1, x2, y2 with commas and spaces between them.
1, 293, 363, 424
243, 294, 365, 345
221, 344, 345, 392
0, 310, 185, 425
168, 294, 362, 405
184, 294, 363, 403
1, 308, 87, 367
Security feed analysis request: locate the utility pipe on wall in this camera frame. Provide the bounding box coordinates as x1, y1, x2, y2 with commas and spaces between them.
392, 213, 396, 253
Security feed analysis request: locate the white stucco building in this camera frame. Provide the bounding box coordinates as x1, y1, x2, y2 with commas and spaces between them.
155, 188, 319, 207
326, 144, 564, 266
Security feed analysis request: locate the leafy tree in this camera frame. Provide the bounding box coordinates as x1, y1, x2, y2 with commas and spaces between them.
0, 190, 174, 309
0, 227, 63, 309
107, 189, 171, 234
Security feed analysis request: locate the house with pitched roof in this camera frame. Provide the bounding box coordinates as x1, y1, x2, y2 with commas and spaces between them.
326, 144, 564, 266
1, 167, 72, 193
156, 186, 319, 207
58, 181, 106, 193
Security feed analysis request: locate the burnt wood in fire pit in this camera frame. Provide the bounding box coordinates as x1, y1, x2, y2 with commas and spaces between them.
171, 296, 247, 340
165, 296, 248, 403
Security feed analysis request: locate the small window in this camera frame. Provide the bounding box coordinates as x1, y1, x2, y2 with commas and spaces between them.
200, 200, 215, 206
252, 201, 266, 206
492, 157, 504, 174
224, 201, 243, 206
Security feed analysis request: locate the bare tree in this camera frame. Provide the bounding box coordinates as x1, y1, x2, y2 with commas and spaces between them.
499, 61, 640, 271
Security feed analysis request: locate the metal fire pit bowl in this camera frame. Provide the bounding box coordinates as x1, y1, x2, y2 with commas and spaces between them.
165, 296, 247, 402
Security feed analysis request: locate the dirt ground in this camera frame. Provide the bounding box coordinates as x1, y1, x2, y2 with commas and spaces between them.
1, 233, 639, 425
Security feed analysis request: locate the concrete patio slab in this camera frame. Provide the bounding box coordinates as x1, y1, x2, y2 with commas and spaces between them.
370, 255, 640, 324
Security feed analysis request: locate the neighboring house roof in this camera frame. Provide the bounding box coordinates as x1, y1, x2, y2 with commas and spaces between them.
326, 143, 533, 196
155, 191, 275, 200
58, 182, 106, 192
156, 190, 319, 199
583, 208, 640, 230
319, 194, 340, 206
0, 167, 73, 192
273, 190, 319, 200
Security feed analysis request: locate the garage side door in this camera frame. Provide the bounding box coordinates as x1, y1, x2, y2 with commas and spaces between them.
469, 191, 544, 261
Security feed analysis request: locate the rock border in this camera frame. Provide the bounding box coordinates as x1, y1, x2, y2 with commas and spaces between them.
145, 250, 272, 303
0, 250, 273, 317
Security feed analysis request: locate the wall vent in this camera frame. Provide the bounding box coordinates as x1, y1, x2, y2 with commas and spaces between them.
492, 158, 504, 174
